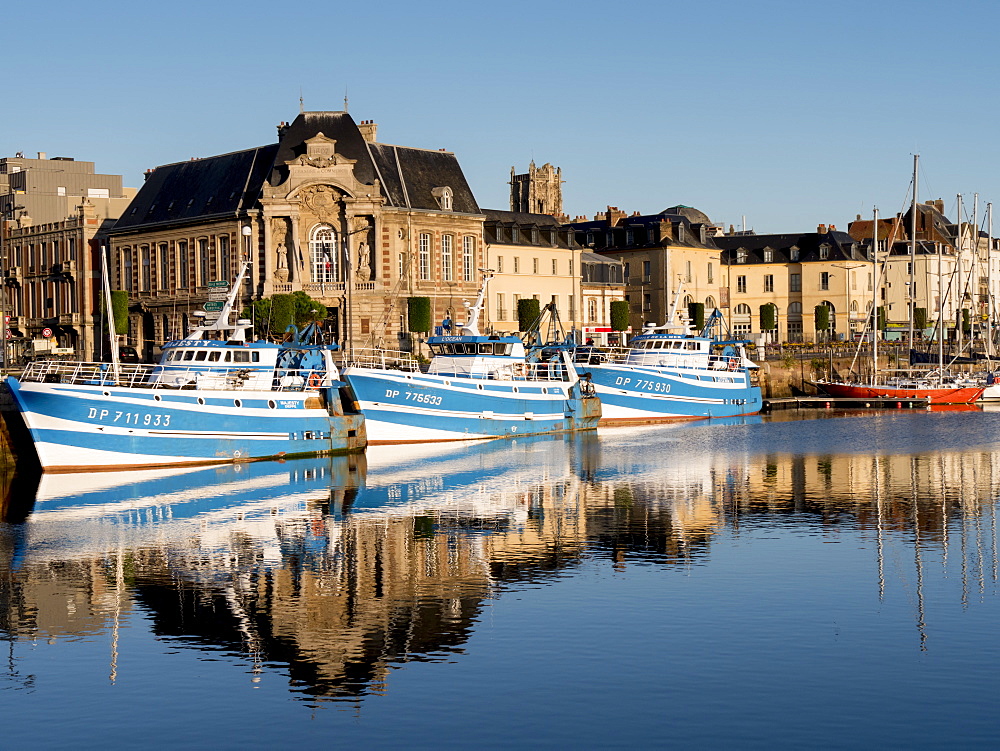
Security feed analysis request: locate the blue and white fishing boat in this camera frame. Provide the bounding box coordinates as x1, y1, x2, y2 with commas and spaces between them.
342, 273, 601, 444
6, 260, 366, 472
574, 293, 762, 423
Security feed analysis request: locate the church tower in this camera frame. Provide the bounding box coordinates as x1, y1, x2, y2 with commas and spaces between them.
510, 161, 563, 217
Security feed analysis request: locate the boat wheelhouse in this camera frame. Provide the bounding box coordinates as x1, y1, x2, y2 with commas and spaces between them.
575, 306, 763, 423
6, 261, 366, 472
342, 273, 600, 443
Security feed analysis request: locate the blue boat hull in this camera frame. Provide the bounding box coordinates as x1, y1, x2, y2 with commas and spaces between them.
579, 363, 762, 422
6, 376, 365, 471
343, 368, 601, 443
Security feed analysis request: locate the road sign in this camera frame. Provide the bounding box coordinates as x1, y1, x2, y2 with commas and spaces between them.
204, 301, 224, 312
207, 292, 229, 301
3, 315, 9, 323
5, 331, 10, 340
208, 281, 229, 288
41, 327, 53, 338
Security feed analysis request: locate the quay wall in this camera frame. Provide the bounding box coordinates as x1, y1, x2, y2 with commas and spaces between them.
759, 354, 894, 398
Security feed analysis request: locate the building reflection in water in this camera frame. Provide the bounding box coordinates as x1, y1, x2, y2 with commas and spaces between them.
1, 418, 999, 698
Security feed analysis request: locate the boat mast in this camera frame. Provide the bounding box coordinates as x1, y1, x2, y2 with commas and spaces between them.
873, 207, 879, 383
909, 154, 918, 354
956, 193, 964, 355
973, 195, 980, 355
101, 245, 120, 383
937, 221, 944, 385
988, 202, 994, 360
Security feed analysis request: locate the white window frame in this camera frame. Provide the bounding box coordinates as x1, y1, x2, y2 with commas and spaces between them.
442, 234, 454, 281
463, 236, 475, 281
310, 224, 339, 283
419, 233, 431, 280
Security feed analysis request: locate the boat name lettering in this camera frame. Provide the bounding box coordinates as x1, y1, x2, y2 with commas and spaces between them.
384, 389, 400, 399
615, 377, 632, 386
405, 391, 443, 406
87, 408, 171, 426
635, 379, 670, 393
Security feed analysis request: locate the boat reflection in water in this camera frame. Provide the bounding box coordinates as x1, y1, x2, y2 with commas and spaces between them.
2, 411, 1000, 703
0, 434, 597, 699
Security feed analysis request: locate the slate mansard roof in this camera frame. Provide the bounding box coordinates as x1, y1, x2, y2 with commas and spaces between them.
714, 230, 866, 263
112, 145, 279, 231
111, 112, 480, 234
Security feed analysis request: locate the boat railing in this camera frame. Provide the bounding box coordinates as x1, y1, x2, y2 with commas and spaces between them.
18, 360, 338, 392
347, 348, 421, 372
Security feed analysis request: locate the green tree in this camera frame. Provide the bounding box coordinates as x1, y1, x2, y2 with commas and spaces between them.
814, 305, 830, 339
610, 300, 630, 332
759, 303, 776, 332
517, 298, 541, 332
962, 309, 971, 333
407, 297, 432, 333
243, 291, 327, 338
913, 307, 928, 331
876, 306, 886, 331
99, 291, 129, 336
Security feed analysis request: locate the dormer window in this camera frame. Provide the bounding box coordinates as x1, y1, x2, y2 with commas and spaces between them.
763, 248, 773, 263
790, 246, 800, 261
736, 249, 747, 264
819, 244, 830, 259
432, 186, 454, 211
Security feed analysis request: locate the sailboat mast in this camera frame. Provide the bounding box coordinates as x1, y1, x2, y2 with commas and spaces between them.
873, 207, 879, 382
909, 154, 918, 353
938, 224, 944, 384
988, 202, 994, 360
956, 193, 964, 354
974, 195, 980, 353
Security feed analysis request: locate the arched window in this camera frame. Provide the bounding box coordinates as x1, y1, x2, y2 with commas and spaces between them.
310, 225, 339, 283
850, 300, 859, 312
734, 304, 752, 315
788, 302, 803, 316
684, 294, 694, 307
588, 299, 598, 322
705, 296, 717, 310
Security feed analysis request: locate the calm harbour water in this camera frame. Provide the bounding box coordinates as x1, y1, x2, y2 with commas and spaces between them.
3, 409, 1000, 748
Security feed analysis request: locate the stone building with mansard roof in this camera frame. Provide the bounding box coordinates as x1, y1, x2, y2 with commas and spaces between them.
108, 112, 485, 360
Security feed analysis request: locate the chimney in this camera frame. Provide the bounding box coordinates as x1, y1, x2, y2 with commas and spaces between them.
358, 120, 378, 142
817, 223, 827, 234
37, 151, 46, 160
607, 206, 627, 226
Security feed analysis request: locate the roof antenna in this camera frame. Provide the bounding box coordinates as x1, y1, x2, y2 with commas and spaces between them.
299, 88, 304, 113
343, 87, 349, 112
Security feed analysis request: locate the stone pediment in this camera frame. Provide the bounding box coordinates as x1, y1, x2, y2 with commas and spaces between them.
265, 131, 383, 205
288, 132, 355, 169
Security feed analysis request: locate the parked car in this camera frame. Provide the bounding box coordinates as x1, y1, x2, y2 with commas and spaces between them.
102, 346, 141, 364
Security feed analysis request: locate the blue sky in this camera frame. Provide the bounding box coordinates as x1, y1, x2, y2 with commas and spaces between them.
7, 0, 1000, 233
